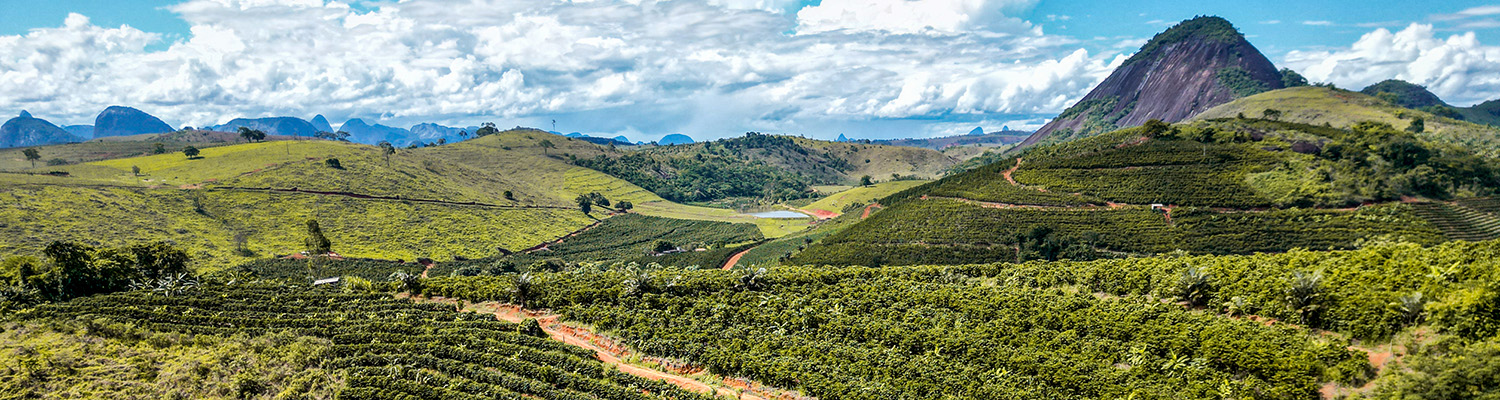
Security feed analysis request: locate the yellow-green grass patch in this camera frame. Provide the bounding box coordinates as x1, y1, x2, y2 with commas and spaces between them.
804, 180, 929, 215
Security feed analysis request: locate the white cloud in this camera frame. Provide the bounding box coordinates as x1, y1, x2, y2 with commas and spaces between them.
1433, 5, 1500, 21
0, 0, 1116, 139
794, 0, 1037, 34
1302, 20, 1334, 26
1261, 20, 1281, 25
1283, 23, 1500, 106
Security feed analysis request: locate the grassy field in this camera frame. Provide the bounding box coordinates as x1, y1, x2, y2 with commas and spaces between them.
0, 185, 593, 271
802, 180, 928, 215
788, 137, 957, 180
1194, 86, 1500, 156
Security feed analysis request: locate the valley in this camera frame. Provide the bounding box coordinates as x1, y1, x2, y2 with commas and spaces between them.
4, 10, 1500, 400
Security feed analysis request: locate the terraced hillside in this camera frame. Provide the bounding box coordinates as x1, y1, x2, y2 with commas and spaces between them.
10, 285, 713, 399
1409, 201, 1500, 242
786, 110, 1500, 266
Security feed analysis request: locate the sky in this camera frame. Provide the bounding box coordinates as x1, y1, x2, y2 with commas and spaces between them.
1, 0, 1498, 142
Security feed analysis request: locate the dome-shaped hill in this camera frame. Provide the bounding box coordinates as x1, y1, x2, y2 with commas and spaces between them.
1360, 80, 1448, 109
93, 106, 174, 138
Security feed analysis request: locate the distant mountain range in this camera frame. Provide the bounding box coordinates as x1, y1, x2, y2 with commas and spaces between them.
94, 106, 175, 138
0, 110, 82, 148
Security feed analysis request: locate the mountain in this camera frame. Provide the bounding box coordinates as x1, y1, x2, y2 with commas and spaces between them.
1461, 99, 1500, 126
1360, 80, 1447, 109
658, 134, 694, 145
612, 135, 631, 144
967, 127, 984, 136
339, 118, 414, 145
1, 111, 83, 148
409, 123, 466, 142
565, 132, 586, 138
836, 133, 850, 142
93, 106, 174, 138
310, 114, 334, 133
1019, 16, 1283, 148
214, 117, 320, 137
62, 125, 93, 139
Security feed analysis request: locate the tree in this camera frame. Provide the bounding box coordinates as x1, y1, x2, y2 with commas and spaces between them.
1142, 119, 1171, 137
131, 166, 141, 176
238, 127, 266, 142
305, 219, 332, 255
476, 122, 498, 137
1285, 270, 1324, 327
616, 200, 633, 212
1174, 265, 1214, 307
860, 175, 873, 186
436, 138, 446, 145
459, 130, 469, 139
519, 318, 546, 337
22, 148, 40, 168
1407, 117, 1426, 133
1279, 68, 1309, 88
653, 240, 676, 253
539, 139, 556, 154
182, 146, 200, 159
576, 194, 593, 214
1262, 108, 1283, 121
324, 158, 343, 169
152, 142, 167, 154
504, 190, 515, 201
588, 192, 610, 207
377, 141, 395, 167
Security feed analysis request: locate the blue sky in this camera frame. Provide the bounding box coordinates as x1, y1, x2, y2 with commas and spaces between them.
1, 0, 1498, 142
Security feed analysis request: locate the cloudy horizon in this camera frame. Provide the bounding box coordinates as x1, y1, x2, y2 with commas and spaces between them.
2, 0, 1498, 143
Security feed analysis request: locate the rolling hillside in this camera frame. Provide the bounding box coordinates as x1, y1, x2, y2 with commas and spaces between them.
574, 132, 955, 203
0, 129, 817, 269
1194, 86, 1500, 157
786, 107, 1500, 266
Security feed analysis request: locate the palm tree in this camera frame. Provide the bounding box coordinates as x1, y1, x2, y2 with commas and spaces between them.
1175, 265, 1213, 307
510, 273, 533, 308
1285, 270, 1324, 327
1390, 291, 1427, 328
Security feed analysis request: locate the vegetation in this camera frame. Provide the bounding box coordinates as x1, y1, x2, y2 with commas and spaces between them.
1125, 16, 1243, 66
1360, 79, 1448, 109
10, 285, 713, 400
430, 214, 762, 276
1216, 67, 1271, 97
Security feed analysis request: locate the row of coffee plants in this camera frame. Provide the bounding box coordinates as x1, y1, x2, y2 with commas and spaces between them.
19, 285, 714, 400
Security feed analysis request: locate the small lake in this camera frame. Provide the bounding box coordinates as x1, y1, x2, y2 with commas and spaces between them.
748, 211, 809, 219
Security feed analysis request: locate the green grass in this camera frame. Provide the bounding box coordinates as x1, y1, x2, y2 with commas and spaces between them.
0, 185, 593, 271
1194, 86, 1500, 157
0, 138, 238, 171
802, 180, 927, 215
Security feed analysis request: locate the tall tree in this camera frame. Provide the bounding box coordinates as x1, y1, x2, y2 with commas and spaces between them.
305, 219, 332, 255
378, 141, 395, 167
476, 122, 498, 137
576, 194, 593, 214
539, 139, 555, 154
238, 127, 266, 142
182, 146, 200, 159
22, 148, 40, 168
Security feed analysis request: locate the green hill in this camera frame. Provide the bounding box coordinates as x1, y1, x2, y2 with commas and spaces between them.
783, 107, 1500, 266
1193, 86, 1500, 157
574, 132, 954, 203
0, 129, 818, 270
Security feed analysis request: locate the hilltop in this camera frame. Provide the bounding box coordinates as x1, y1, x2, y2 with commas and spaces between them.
1194, 86, 1500, 156
574, 132, 954, 203
0, 111, 82, 148
1020, 16, 1284, 149
785, 99, 1500, 266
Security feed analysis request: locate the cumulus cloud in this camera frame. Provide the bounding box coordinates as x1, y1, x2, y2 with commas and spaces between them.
1283, 23, 1500, 106
0, 0, 1116, 139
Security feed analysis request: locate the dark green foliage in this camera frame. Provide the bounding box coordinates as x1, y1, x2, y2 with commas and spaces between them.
1262, 108, 1282, 120
794, 197, 1442, 266
237, 127, 267, 142
182, 146, 200, 158
425, 260, 1367, 399
152, 142, 166, 154
1420, 105, 1464, 120
614, 200, 632, 211
23, 285, 713, 400
0, 241, 190, 304
1360, 80, 1448, 109
503, 190, 514, 201
474, 122, 498, 137
324, 158, 344, 169
859, 175, 872, 186
1217, 67, 1271, 97
587, 192, 609, 207
22, 148, 40, 168
1367, 337, 1500, 399
575, 194, 592, 214
574, 133, 849, 202
305, 219, 332, 255
1125, 16, 1243, 66
1407, 117, 1425, 133
652, 240, 676, 253
431, 214, 762, 276
518, 318, 546, 338
1280, 68, 1309, 88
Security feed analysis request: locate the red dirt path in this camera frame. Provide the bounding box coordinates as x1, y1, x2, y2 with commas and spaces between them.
722, 246, 756, 270
1002, 158, 1022, 185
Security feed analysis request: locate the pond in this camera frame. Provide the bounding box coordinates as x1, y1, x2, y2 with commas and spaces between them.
747, 210, 810, 219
